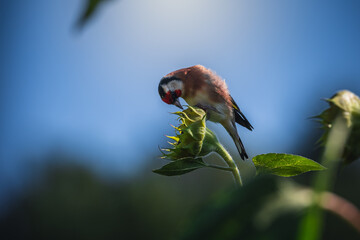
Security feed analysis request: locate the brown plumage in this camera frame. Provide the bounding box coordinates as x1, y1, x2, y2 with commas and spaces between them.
159, 65, 253, 160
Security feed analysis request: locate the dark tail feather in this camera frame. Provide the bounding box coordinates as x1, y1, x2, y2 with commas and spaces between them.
231, 96, 253, 131
234, 134, 248, 161
223, 122, 248, 161
234, 110, 253, 131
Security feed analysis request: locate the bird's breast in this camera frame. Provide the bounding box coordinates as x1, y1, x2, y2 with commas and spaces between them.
183, 90, 231, 123
207, 103, 230, 123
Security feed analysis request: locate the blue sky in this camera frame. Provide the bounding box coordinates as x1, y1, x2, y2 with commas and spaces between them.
1, 0, 360, 203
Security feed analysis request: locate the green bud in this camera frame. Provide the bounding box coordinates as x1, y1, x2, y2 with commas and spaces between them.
316, 90, 360, 163
161, 106, 221, 160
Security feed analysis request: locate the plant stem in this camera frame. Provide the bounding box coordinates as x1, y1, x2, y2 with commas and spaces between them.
297, 117, 350, 240
320, 191, 360, 233
206, 164, 233, 172
215, 143, 242, 187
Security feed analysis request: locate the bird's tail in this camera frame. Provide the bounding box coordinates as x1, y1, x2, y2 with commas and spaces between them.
223, 121, 248, 160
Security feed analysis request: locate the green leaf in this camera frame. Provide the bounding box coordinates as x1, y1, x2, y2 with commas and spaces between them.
153, 158, 206, 176
76, 0, 111, 29
252, 153, 326, 177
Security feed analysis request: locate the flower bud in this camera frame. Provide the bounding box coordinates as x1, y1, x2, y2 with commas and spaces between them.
316, 90, 360, 163
162, 106, 220, 160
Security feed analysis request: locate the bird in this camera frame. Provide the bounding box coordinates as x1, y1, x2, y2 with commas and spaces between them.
158, 65, 253, 160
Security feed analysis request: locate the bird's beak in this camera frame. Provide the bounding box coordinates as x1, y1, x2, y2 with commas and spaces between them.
173, 99, 183, 109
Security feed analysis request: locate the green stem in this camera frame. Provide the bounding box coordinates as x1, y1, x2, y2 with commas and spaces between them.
206, 164, 233, 172
215, 143, 242, 187
297, 117, 350, 240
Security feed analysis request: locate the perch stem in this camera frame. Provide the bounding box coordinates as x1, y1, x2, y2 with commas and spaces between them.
215, 143, 242, 187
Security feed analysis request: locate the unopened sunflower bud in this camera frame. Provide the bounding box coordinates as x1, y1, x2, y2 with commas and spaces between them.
316, 90, 360, 163
162, 106, 220, 160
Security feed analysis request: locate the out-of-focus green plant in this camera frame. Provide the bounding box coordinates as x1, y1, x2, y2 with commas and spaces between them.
298, 90, 360, 240
315, 90, 360, 164
77, 0, 112, 29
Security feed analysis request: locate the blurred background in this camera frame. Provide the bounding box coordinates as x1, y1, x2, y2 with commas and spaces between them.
0, 0, 360, 239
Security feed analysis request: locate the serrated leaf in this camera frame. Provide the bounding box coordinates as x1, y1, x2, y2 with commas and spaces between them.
153, 158, 206, 176
252, 153, 326, 177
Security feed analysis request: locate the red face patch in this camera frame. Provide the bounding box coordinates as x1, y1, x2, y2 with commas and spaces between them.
161, 91, 173, 104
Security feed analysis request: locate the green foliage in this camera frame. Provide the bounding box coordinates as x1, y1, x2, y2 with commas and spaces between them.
153, 91, 360, 239
1, 160, 225, 240
77, 0, 111, 29
298, 91, 360, 240
316, 90, 360, 163
155, 106, 243, 184
253, 153, 326, 177
181, 177, 304, 240
153, 158, 206, 176
155, 106, 229, 176
155, 106, 325, 182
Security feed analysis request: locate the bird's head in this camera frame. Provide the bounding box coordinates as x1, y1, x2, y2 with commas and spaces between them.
158, 76, 184, 109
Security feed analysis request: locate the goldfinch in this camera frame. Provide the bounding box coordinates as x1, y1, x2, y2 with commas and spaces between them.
158, 65, 253, 160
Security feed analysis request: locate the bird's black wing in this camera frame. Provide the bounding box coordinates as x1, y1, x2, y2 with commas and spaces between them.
230, 96, 253, 131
